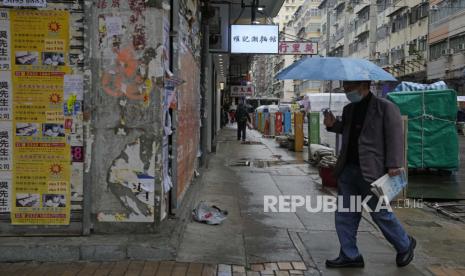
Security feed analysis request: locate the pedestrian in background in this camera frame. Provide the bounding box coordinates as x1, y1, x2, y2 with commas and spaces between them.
235, 101, 251, 141
323, 80, 416, 268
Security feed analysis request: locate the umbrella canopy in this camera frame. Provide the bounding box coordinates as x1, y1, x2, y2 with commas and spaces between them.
275, 57, 397, 81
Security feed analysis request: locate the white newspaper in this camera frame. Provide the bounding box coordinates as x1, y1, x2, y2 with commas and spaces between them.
370, 169, 407, 201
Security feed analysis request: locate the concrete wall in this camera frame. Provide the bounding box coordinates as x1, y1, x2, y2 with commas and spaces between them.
87, 0, 165, 232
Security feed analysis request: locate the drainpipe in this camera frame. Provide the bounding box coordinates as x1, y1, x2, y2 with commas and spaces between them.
326, 2, 332, 93
369, 0, 377, 60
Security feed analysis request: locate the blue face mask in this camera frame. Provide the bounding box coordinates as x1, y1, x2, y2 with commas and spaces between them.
346, 90, 363, 103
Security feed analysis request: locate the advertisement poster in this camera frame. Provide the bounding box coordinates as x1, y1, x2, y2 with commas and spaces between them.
0, 171, 11, 213
0, 71, 12, 121
0, 9, 11, 71
2, 0, 47, 8
0, 121, 12, 171
8, 10, 71, 225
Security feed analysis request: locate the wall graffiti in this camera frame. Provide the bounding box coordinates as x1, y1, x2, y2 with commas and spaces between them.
93, 0, 165, 224
101, 46, 159, 102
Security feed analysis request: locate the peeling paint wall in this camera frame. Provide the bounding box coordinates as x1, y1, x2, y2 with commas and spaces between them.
173, 0, 201, 203
87, 0, 165, 231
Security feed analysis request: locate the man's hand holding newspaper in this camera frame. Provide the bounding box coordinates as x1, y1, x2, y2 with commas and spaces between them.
371, 168, 407, 202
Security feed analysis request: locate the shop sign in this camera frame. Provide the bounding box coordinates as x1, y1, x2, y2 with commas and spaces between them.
279, 41, 318, 55
230, 25, 279, 54
231, 85, 255, 97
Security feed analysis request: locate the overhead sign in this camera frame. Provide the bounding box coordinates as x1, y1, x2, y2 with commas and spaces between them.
230, 25, 279, 54
279, 41, 318, 55
231, 85, 255, 97
2, 0, 47, 7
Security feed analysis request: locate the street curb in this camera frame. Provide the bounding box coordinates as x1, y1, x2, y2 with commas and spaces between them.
0, 158, 210, 263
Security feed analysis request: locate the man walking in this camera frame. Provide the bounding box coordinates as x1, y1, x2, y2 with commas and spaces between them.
235, 101, 251, 141
323, 81, 416, 268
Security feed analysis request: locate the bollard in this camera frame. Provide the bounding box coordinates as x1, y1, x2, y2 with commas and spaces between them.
264, 112, 270, 135
284, 111, 292, 134
270, 113, 276, 136
275, 112, 283, 135
294, 112, 304, 152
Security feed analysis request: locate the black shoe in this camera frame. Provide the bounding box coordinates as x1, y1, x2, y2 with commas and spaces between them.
396, 236, 416, 267
325, 255, 365, 268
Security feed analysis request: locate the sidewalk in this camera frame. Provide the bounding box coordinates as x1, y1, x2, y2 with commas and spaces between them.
1, 126, 465, 275
175, 126, 424, 276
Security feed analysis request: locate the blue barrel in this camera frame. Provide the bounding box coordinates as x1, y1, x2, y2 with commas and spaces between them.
284, 111, 292, 134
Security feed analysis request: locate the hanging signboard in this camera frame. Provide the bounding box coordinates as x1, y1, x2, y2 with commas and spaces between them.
230, 25, 279, 54
2, 0, 47, 7
279, 41, 318, 55
230, 85, 255, 97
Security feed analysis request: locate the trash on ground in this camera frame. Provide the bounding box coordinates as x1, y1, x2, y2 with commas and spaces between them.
192, 201, 228, 225
309, 144, 335, 166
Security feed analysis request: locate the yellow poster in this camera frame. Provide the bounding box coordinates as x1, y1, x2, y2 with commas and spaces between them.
10, 10, 71, 225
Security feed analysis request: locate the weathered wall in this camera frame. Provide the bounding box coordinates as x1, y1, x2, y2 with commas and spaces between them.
86, 0, 165, 232
173, 0, 201, 203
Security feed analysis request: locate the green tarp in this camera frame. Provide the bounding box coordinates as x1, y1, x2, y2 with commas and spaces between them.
387, 89, 459, 170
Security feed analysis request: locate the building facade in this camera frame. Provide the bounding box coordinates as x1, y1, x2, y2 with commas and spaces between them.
318, 0, 429, 86
293, 0, 322, 96
427, 0, 465, 94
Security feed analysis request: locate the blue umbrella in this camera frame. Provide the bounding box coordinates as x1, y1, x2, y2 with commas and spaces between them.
275, 57, 397, 81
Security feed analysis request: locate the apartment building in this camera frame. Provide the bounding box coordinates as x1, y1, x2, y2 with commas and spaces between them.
273, 0, 306, 101
250, 0, 305, 100
427, 0, 465, 94
319, 0, 429, 84
293, 0, 323, 96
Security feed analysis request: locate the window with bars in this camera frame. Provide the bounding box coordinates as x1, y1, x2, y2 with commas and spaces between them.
391, 13, 408, 33
429, 40, 448, 60
450, 34, 465, 51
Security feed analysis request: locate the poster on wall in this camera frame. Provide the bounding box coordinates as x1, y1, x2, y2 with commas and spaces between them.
2, 0, 47, 7
7, 10, 72, 225
0, 121, 12, 171
0, 71, 12, 121
0, 171, 11, 213
0, 10, 11, 71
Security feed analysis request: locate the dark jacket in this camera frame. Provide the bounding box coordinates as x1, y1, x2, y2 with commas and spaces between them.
328, 94, 404, 183
235, 104, 251, 123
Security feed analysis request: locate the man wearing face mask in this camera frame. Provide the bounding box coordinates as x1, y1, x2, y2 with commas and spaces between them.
323, 81, 415, 268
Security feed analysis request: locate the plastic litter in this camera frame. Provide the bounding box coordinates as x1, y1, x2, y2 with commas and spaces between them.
309, 144, 335, 166
192, 201, 228, 225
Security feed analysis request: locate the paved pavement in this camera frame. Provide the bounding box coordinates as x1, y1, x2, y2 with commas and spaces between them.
1, 125, 465, 275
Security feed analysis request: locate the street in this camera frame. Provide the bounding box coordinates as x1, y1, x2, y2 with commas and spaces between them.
1, 126, 464, 276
